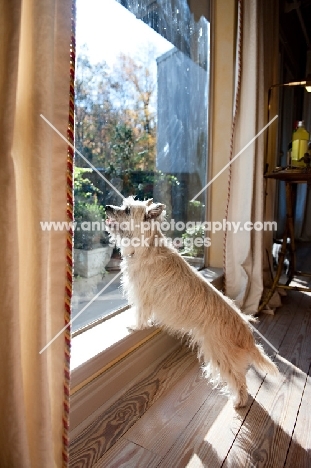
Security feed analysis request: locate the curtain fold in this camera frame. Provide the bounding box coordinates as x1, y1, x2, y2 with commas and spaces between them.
225, 0, 279, 313
0, 1, 72, 466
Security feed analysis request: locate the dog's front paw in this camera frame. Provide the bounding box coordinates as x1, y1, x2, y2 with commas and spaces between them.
127, 322, 150, 332
127, 317, 156, 333
127, 324, 141, 332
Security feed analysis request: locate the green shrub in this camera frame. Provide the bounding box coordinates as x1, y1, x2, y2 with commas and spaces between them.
181, 224, 205, 258
74, 167, 109, 249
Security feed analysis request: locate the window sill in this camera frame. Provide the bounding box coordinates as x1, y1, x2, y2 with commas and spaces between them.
71, 267, 223, 367
71, 306, 137, 371
70, 267, 223, 382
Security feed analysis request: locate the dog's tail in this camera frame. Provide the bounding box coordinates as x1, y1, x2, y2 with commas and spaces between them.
251, 344, 279, 376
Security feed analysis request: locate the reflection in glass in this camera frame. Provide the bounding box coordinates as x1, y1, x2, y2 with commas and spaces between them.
73, 0, 210, 332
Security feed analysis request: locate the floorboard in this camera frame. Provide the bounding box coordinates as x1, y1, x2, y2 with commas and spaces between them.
224, 297, 311, 468
125, 357, 212, 458
93, 439, 162, 468
284, 373, 311, 468
161, 294, 303, 468
70, 284, 311, 467
69, 344, 194, 467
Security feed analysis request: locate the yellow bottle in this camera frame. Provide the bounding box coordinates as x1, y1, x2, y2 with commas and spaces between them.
291, 121, 309, 167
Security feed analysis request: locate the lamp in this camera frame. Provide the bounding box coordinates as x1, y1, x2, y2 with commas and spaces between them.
305, 75, 311, 92
270, 77, 311, 93
268, 76, 311, 113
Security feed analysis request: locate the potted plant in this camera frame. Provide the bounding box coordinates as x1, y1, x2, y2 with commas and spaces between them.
181, 224, 205, 268
105, 245, 122, 271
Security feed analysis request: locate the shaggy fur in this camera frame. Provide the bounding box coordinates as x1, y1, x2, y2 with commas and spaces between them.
105, 197, 278, 408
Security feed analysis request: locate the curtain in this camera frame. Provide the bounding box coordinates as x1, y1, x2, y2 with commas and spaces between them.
225, 0, 279, 313
0, 1, 73, 467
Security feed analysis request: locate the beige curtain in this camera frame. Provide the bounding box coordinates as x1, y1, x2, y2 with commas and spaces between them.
225, 0, 279, 313
0, 1, 72, 466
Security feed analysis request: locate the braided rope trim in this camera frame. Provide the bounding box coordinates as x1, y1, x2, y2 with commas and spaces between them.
223, 0, 243, 294
63, 1, 75, 465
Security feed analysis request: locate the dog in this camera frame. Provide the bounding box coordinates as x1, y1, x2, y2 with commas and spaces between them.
105, 197, 278, 408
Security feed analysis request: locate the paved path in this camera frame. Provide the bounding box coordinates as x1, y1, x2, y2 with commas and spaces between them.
72, 272, 127, 332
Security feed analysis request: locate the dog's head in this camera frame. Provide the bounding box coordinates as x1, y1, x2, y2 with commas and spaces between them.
105, 196, 166, 252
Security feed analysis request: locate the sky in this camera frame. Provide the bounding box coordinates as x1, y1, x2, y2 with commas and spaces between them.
76, 0, 173, 67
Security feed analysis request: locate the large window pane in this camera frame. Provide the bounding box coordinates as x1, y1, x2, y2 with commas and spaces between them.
72, 0, 210, 334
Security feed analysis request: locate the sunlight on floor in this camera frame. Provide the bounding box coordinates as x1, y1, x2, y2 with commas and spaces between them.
186, 453, 205, 467
71, 307, 136, 369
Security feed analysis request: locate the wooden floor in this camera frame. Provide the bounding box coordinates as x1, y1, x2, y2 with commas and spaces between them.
70, 250, 311, 467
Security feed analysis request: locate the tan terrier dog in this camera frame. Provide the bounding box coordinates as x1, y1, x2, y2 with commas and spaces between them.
105, 197, 278, 408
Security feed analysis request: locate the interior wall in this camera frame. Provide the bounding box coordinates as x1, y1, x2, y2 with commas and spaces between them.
275, 2, 311, 241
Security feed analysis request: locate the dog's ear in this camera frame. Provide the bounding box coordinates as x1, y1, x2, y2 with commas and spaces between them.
145, 198, 153, 206
146, 203, 166, 219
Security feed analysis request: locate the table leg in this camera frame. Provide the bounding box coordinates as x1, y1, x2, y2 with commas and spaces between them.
285, 181, 296, 285
258, 222, 289, 311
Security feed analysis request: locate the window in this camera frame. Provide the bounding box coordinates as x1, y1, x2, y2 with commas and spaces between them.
72, 0, 210, 365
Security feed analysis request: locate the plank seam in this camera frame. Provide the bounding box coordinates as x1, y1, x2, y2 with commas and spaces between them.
221, 345, 285, 465
220, 373, 267, 467
154, 383, 221, 467
282, 362, 311, 468
222, 294, 310, 466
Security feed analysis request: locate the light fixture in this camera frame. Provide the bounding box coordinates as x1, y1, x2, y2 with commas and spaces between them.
305, 75, 311, 92
268, 76, 311, 113
270, 76, 311, 93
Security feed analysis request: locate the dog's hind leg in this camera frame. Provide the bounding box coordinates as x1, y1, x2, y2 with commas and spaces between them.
222, 350, 251, 408
213, 360, 249, 408
226, 370, 248, 408
203, 345, 249, 408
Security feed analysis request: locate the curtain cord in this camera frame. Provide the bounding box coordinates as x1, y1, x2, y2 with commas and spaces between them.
223, 0, 243, 294
63, 1, 76, 465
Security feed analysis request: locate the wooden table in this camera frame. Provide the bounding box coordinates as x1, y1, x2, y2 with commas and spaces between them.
259, 168, 311, 311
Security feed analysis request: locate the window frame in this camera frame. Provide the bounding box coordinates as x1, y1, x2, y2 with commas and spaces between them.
70, 0, 236, 412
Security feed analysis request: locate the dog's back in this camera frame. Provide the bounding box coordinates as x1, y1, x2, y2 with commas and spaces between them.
107, 196, 278, 408
123, 240, 278, 408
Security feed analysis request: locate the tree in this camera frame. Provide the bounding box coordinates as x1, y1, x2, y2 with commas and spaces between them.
74, 45, 180, 204
75, 44, 157, 172
110, 50, 156, 171
75, 47, 117, 167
